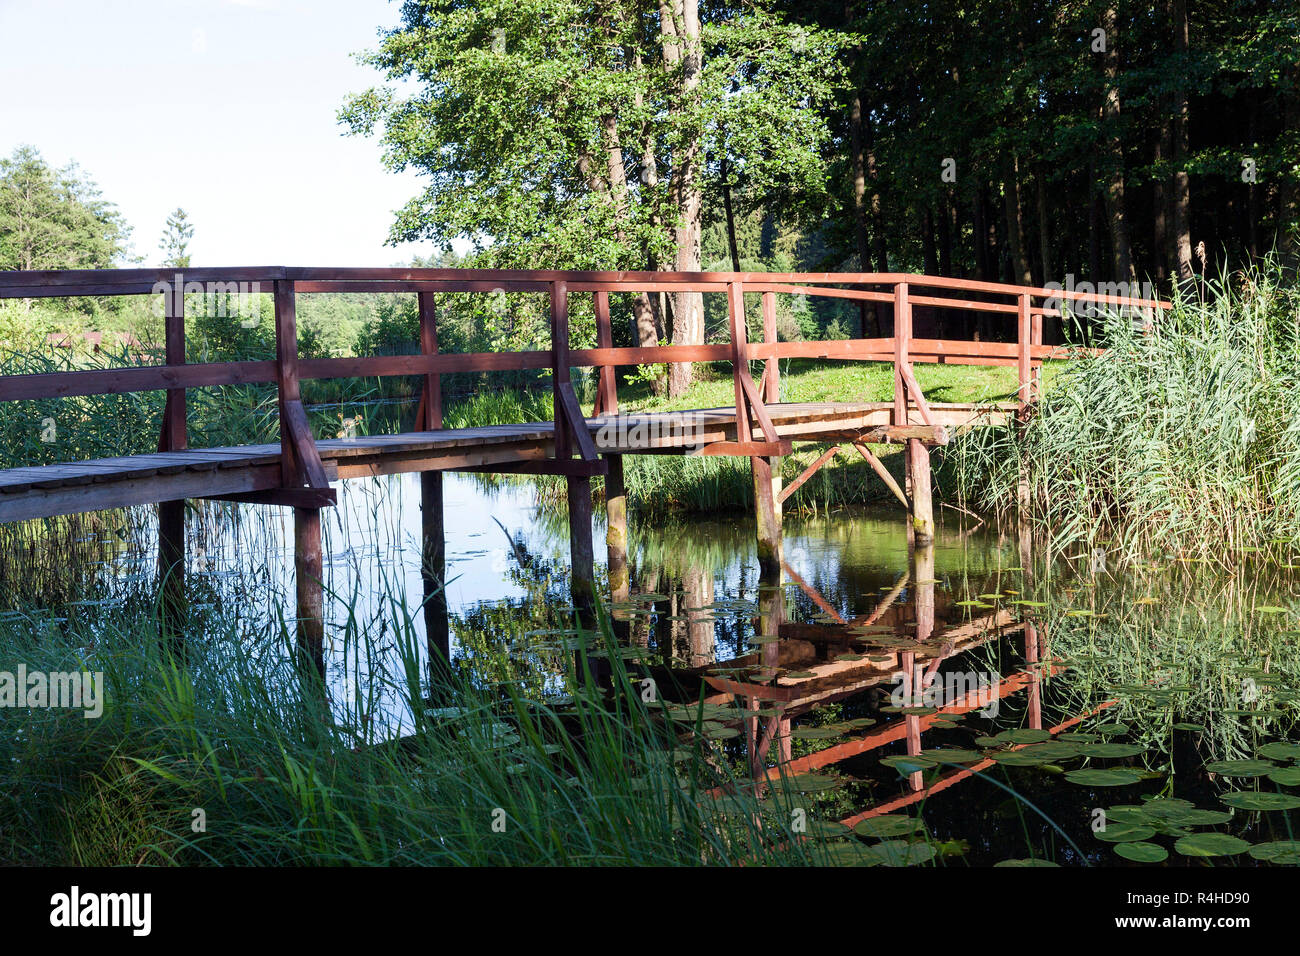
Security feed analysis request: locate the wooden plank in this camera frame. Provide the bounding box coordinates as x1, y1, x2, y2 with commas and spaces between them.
0, 462, 290, 523
457, 459, 608, 477
207, 487, 338, 508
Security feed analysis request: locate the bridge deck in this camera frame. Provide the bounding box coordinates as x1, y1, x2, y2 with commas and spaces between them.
0, 401, 1011, 524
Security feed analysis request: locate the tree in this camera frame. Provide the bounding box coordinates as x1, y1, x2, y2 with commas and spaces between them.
0, 146, 129, 272
341, 0, 846, 395
159, 208, 193, 268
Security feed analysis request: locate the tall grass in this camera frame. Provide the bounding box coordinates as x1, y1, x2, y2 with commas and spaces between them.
0, 584, 831, 865
946, 263, 1300, 558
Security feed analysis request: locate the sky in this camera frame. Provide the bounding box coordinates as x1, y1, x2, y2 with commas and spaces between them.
0, 0, 437, 267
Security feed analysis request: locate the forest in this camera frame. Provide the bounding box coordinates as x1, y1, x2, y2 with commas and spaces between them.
3, 1, 1296, 396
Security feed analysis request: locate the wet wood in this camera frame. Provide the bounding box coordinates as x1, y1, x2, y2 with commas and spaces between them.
604, 454, 628, 604
294, 506, 326, 680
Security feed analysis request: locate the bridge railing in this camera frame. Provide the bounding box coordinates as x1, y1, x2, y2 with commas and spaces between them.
0, 267, 1170, 492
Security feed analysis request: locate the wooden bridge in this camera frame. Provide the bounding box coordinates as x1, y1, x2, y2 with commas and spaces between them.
0, 267, 1165, 667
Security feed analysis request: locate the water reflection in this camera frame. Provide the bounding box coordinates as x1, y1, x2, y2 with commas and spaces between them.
5, 470, 1300, 865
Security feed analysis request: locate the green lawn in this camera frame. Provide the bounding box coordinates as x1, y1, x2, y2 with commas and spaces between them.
615, 357, 1057, 413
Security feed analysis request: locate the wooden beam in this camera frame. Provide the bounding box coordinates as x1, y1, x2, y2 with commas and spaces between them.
690, 440, 792, 457
557, 381, 600, 461
778, 446, 839, 505
851, 442, 910, 510
206, 487, 337, 508
456, 458, 608, 477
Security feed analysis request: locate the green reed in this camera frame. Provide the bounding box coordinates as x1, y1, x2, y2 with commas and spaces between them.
944, 262, 1300, 559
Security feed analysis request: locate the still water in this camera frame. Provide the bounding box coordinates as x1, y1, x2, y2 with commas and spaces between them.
12, 471, 1300, 866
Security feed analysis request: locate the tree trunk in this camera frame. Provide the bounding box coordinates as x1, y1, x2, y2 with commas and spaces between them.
720, 152, 742, 273
1002, 154, 1033, 287
1035, 166, 1052, 287
1154, 116, 1170, 284
847, 79, 879, 335
1101, 6, 1136, 286
661, 0, 704, 398
1279, 63, 1298, 270
1171, 0, 1195, 284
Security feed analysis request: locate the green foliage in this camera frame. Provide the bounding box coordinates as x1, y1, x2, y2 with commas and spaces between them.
0, 145, 130, 273
340, 0, 848, 271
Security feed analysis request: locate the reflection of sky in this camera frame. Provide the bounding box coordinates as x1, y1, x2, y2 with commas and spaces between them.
93, 474, 1016, 735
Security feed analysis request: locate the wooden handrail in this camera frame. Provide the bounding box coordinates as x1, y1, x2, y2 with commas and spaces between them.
0, 267, 1171, 492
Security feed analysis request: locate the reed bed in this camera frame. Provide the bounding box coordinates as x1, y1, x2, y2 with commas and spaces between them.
944, 263, 1300, 559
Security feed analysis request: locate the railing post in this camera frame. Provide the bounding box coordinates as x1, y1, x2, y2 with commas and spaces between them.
275, 279, 326, 681
730, 281, 782, 576
550, 280, 572, 459
550, 280, 595, 621
417, 291, 442, 430
894, 281, 933, 543
274, 280, 303, 486
157, 281, 186, 650
892, 282, 910, 428
1017, 291, 1033, 518
1017, 292, 1033, 414
1030, 301, 1043, 403
593, 290, 617, 416
416, 290, 449, 694
726, 282, 752, 444
761, 290, 779, 404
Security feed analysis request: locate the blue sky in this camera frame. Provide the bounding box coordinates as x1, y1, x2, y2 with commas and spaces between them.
0, 0, 435, 267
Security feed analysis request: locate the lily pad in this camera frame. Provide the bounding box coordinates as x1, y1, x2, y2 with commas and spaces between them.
1096, 823, 1156, 843
1258, 742, 1300, 761
1174, 833, 1250, 857
1115, 841, 1169, 863
853, 815, 924, 838
1219, 791, 1300, 811
1248, 841, 1300, 864
994, 858, 1059, 867
1204, 759, 1276, 778
1268, 766, 1300, 786
1065, 768, 1143, 787
867, 840, 936, 867
1080, 742, 1146, 758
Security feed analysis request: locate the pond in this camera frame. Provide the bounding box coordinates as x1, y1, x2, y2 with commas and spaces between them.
6, 470, 1300, 867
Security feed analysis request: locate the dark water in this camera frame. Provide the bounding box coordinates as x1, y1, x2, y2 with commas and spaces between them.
8, 471, 1300, 866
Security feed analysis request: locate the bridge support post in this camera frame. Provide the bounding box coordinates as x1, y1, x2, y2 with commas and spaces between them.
907, 439, 934, 544
294, 506, 325, 681
568, 476, 596, 625
157, 499, 185, 650
752, 455, 783, 576
604, 454, 628, 605
421, 471, 450, 691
